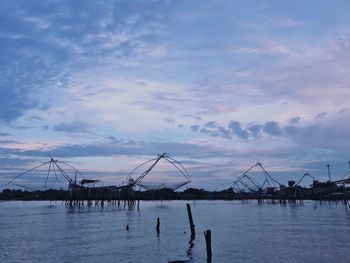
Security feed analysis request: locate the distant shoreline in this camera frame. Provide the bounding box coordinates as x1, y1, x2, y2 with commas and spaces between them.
1, 187, 350, 202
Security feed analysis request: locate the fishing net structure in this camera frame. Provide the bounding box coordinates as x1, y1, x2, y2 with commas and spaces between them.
233, 162, 350, 193
232, 162, 281, 193
137, 181, 189, 191
6, 156, 99, 190
127, 153, 191, 191
341, 162, 350, 180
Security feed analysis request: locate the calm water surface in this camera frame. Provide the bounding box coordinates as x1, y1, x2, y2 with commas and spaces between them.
1, 200, 350, 262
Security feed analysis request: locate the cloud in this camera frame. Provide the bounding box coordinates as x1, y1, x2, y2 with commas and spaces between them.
228, 121, 249, 139
0, 140, 21, 144
53, 121, 92, 133
315, 111, 328, 119
106, 135, 119, 143
191, 120, 264, 140
284, 125, 299, 136
247, 124, 263, 137
200, 128, 212, 135
0, 0, 172, 122
183, 114, 202, 121
195, 121, 233, 140
0, 156, 35, 168
204, 121, 217, 128
289, 116, 301, 124
287, 123, 350, 151
338, 108, 347, 114
191, 120, 282, 140
189, 110, 350, 163
13, 139, 234, 160
262, 121, 283, 137
191, 125, 199, 132
217, 126, 233, 139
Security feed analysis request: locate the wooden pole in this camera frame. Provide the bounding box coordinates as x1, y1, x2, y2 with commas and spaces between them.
204, 229, 212, 262
186, 203, 195, 239
156, 217, 160, 234
69, 187, 73, 207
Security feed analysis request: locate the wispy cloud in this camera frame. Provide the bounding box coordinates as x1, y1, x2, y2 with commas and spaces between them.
53, 121, 92, 134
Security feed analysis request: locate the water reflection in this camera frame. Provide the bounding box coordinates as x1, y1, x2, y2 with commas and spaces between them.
186, 238, 194, 260
1, 200, 350, 263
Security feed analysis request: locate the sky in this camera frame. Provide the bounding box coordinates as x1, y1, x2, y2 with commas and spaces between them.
1, 0, 350, 190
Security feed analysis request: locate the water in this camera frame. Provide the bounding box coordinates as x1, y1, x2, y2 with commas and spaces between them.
1, 200, 350, 263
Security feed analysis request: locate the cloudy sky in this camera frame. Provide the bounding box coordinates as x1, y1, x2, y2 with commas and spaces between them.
1, 0, 350, 190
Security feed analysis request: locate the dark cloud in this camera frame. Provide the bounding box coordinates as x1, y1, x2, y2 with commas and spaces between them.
284, 125, 298, 136
217, 126, 232, 139
204, 121, 217, 128
198, 124, 233, 140
0, 132, 11, 137
263, 121, 283, 137
247, 124, 263, 137
228, 121, 249, 139
191, 125, 199, 132
200, 128, 211, 134
190, 114, 350, 153
192, 120, 286, 140
106, 135, 119, 143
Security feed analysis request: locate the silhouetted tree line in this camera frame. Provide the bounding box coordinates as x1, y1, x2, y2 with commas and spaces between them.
1, 185, 349, 201
0, 187, 237, 201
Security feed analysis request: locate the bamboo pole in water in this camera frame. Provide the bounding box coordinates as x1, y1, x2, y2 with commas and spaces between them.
186, 203, 195, 239
156, 217, 160, 234
204, 229, 212, 262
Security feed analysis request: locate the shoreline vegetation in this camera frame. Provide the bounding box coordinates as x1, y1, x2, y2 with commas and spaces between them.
1, 184, 350, 202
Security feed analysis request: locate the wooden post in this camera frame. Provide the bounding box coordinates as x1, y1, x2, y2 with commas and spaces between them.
156, 217, 160, 234
204, 229, 212, 262
186, 203, 195, 239
69, 187, 73, 207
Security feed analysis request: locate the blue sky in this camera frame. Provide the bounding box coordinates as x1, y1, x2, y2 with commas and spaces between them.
1, 0, 350, 190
